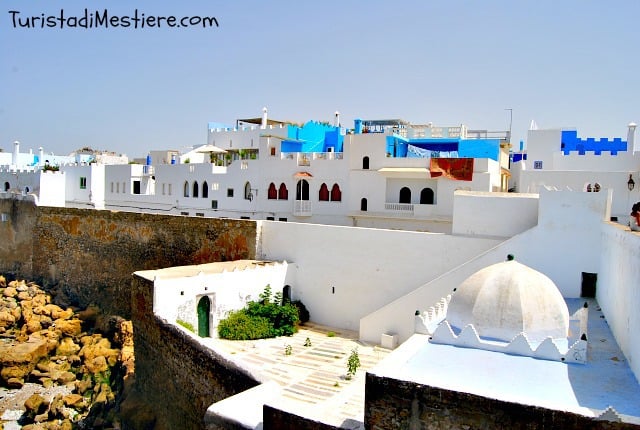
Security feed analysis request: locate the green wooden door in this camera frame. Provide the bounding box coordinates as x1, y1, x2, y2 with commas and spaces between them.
197, 296, 210, 337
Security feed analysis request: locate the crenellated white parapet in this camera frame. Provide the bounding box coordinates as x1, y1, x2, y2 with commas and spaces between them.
430, 321, 587, 364
414, 295, 451, 335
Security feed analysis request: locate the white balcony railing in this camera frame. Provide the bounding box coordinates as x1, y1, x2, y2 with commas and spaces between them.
293, 200, 312, 216
385, 202, 414, 215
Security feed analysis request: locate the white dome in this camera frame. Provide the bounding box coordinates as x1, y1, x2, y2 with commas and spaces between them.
446, 260, 569, 343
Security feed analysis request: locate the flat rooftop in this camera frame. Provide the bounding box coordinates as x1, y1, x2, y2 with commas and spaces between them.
370, 298, 640, 424
202, 323, 390, 429
134, 260, 276, 281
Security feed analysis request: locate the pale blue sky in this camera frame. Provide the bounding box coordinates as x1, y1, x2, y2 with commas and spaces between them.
1, 1, 638, 157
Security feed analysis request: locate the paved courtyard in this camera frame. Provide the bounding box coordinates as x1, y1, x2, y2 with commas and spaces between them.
202, 322, 391, 428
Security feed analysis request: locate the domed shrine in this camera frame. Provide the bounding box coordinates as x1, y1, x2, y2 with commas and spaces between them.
447, 260, 569, 343
429, 258, 588, 363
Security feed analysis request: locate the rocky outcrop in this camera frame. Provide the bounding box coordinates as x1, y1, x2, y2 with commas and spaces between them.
0, 275, 134, 428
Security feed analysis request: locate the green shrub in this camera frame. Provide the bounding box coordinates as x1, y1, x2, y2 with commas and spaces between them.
176, 319, 194, 332
217, 286, 300, 340
217, 310, 273, 340
291, 300, 310, 324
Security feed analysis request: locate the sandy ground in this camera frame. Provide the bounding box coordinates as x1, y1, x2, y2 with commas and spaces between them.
0, 383, 73, 428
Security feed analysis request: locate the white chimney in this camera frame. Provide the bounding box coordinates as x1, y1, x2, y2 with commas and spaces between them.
334, 111, 341, 127
628, 122, 637, 152
261, 107, 268, 129
12, 140, 19, 166
39, 147, 44, 166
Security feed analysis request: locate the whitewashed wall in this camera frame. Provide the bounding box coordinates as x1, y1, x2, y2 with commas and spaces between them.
517, 170, 637, 218
258, 221, 501, 332
153, 262, 289, 337
359, 188, 611, 345
38, 171, 66, 207
452, 191, 539, 238
0, 170, 40, 195
598, 224, 640, 383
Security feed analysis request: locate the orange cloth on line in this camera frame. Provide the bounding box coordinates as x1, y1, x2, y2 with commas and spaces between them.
429, 158, 474, 181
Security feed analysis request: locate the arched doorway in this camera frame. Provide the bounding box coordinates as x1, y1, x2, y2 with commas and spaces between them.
197, 296, 211, 337
3, 182, 9, 192
360, 198, 368, 211
362, 156, 370, 170
296, 179, 310, 200
282, 285, 291, 304
399, 187, 411, 204
420, 188, 434, 204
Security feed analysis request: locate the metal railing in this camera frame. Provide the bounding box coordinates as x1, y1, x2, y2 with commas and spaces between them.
293, 200, 312, 216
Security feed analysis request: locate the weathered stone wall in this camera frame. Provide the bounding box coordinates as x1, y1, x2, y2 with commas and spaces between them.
129, 275, 260, 430
0, 200, 257, 318
364, 373, 639, 430
262, 405, 341, 430
0, 197, 37, 277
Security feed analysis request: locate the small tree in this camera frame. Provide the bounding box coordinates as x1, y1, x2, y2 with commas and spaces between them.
346, 348, 360, 380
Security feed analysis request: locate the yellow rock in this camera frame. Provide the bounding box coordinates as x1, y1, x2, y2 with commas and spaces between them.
85, 355, 109, 374
62, 393, 84, 407
54, 319, 82, 337
3, 286, 17, 297
56, 337, 81, 356
25, 319, 42, 334
24, 393, 46, 414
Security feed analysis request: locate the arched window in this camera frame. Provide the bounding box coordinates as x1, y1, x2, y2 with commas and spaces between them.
244, 182, 252, 200
360, 198, 368, 211
268, 183, 277, 200
399, 187, 411, 204
202, 181, 209, 198
278, 183, 288, 200
330, 184, 342, 202
184, 181, 190, 197
296, 179, 310, 200
362, 156, 370, 170
420, 188, 434, 204
24, 186, 30, 194
319, 183, 329, 201
193, 181, 199, 198
3, 182, 9, 192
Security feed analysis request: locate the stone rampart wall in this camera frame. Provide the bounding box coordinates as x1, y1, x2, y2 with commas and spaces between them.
0, 199, 257, 318
364, 373, 638, 429
130, 275, 260, 430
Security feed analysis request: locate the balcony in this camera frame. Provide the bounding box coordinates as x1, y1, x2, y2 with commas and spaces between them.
281, 152, 344, 164
293, 200, 312, 216
384, 203, 414, 216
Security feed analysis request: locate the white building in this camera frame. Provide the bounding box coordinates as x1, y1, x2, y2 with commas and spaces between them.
511, 123, 640, 219
39, 113, 510, 233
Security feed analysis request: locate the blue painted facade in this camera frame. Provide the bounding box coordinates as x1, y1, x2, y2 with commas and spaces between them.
385, 136, 501, 161
281, 122, 344, 153
207, 121, 234, 130
560, 130, 627, 155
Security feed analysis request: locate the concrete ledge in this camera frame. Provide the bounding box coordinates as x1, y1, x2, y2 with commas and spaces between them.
205, 381, 281, 429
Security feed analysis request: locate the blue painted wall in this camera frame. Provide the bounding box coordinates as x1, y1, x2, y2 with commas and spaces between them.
208, 121, 234, 130
282, 122, 343, 153
561, 130, 627, 155
386, 136, 500, 161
